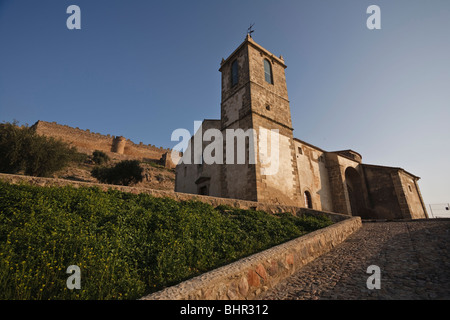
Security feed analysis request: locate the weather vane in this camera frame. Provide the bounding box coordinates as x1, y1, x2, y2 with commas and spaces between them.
247, 23, 255, 36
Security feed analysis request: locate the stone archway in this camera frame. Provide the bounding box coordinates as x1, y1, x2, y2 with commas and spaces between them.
345, 167, 365, 217
303, 190, 313, 209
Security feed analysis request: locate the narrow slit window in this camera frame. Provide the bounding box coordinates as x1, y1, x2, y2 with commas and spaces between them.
264, 59, 273, 84
231, 60, 239, 87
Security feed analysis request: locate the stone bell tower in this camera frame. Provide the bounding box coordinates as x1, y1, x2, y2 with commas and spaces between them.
218, 35, 302, 205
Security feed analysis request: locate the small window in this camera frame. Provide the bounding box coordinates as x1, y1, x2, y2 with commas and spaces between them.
266, 105, 271, 111
231, 60, 239, 87
298, 147, 303, 155
304, 191, 313, 209
408, 185, 412, 193
264, 59, 273, 84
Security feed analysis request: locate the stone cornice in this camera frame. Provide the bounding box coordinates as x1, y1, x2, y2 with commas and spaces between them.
219, 35, 286, 72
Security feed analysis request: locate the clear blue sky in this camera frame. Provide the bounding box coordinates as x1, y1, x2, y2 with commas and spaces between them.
0, 0, 449, 211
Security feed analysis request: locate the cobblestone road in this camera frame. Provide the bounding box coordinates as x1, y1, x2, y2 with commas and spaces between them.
260, 219, 450, 300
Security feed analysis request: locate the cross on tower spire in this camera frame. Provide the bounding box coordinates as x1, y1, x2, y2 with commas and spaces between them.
247, 23, 255, 37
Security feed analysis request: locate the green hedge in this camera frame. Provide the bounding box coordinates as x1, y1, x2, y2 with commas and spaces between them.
0, 181, 332, 300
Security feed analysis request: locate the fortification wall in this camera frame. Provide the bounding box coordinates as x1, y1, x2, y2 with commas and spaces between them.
32, 120, 170, 161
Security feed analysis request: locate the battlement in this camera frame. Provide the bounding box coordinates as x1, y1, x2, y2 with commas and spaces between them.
32, 120, 171, 161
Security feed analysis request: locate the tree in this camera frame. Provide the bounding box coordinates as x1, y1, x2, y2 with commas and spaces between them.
0, 121, 82, 177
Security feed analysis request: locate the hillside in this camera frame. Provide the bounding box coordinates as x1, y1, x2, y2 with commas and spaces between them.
0, 120, 176, 191
52, 155, 176, 191
0, 180, 332, 300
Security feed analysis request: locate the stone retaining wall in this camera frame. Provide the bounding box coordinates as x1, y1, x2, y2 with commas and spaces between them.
141, 216, 362, 300
0, 173, 349, 222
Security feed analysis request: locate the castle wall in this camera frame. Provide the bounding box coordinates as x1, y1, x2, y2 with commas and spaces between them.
33, 120, 114, 154
32, 120, 169, 160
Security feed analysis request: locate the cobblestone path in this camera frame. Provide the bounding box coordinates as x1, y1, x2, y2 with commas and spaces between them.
260, 220, 450, 300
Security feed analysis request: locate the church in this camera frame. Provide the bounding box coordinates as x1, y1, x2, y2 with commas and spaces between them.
174, 34, 428, 220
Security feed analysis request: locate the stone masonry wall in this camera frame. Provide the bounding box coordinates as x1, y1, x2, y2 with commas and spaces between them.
32, 120, 170, 161
253, 115, 300, 206
398, 170, 428, 219
0, 173, 350, 222
141, 216, 362, 300
293, 139, 333, 212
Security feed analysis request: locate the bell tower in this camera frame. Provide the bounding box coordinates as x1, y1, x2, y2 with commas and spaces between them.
218, 35, 301, 205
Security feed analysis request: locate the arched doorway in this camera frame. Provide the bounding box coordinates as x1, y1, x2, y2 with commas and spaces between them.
304, 191, 313, 209
345, 167, 365, 216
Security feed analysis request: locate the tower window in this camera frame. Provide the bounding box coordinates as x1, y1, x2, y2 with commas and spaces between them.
264, 59, 273, 84
231, 60, 239, 87
298, 147, 303, 155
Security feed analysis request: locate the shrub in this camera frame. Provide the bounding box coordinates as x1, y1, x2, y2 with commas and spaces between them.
71, 151, 89, 164
92, 150, 110, 165
0, 121, 81, 177
92, 160, 143, 186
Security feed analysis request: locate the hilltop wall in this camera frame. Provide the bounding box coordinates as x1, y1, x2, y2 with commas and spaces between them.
32, 120, 171, 162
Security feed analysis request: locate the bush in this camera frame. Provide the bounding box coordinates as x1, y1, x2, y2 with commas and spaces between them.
71, 151, 89, 164
92, 150, 110, 165
92, 160, 143, 186
0, 181, 333, 300
0, 121, 81, 177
